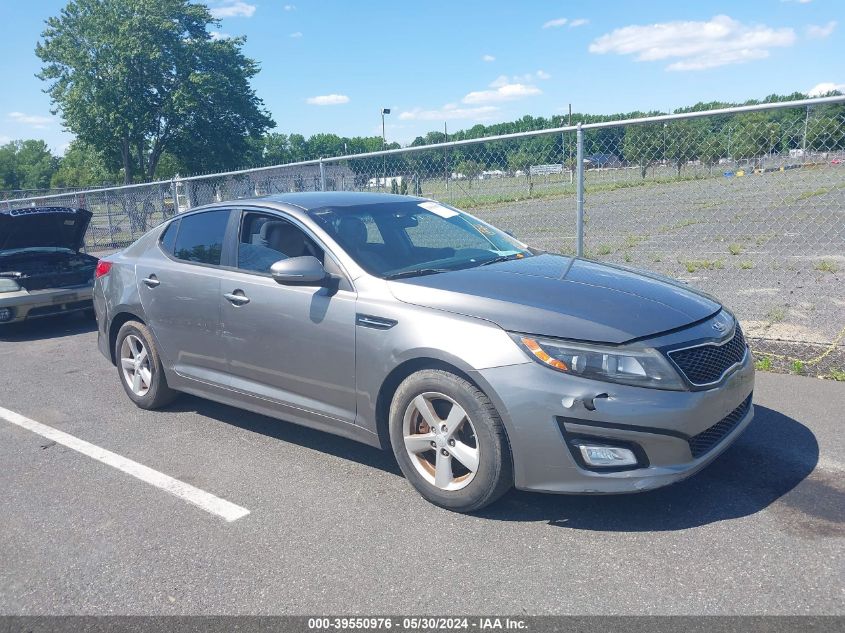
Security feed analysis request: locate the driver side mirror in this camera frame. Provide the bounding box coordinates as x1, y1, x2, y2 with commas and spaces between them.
270, 256, 328, 286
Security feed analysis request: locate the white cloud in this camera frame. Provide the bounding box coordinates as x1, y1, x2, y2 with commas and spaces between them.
482, 54, 495, 62
289, 31, 303, 38
306, 94, 350, 106
284, 4, 296, 10
807, 82, 845, 96
7, 112, 53, 129
543, 18, 567, 29
569, 19, 589, 28
463, 83, 542, 104
209, 1, 256, 18
209, 31, 231, 40
589, 14, 796, 71
491, 70, 551, 86
806, 21, 837, 39
398, 105, 499, 121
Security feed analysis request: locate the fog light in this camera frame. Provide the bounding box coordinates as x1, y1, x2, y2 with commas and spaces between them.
577, 444, 638, 468
0, 307, 12, 322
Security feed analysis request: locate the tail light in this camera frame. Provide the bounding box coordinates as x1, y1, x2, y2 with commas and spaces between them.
95, 260, 113, 278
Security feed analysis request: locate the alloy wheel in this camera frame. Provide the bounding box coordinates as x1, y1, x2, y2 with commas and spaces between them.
120, 334, 152, 397
402, 392, 480, 491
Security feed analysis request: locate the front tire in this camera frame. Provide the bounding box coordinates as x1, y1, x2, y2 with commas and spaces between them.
114, 320, 177, 409
389, 369, 513, 512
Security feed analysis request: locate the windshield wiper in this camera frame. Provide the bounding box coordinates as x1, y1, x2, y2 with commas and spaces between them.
479, 253, 525, 266
384, 268, 451, 280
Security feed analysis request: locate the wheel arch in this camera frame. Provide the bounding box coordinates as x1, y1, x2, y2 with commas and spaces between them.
107, 310, 146, 365
374, 355, 511, 454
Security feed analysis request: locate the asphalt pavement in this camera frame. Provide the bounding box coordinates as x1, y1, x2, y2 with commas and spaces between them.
0, 315, 842, 615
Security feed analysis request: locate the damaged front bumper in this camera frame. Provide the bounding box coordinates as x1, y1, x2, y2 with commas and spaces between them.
474, 346, 755, 494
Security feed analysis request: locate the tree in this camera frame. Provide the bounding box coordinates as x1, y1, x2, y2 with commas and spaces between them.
0, 140, 59, 191
456, 159, 481, 183
50, 140, 116, 188
36, 0, 274, 184
623, 124, 663, 178
730, 113, 782, 165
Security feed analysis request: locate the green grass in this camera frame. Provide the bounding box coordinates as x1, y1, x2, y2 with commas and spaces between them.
596, 244, 613, 256
728, 243, 743, 256
793, 187, 830, 202
766, 307, 787, 323
828, 368, 845, 381
814, 260, 839, 274
623, 251, 633, 263
624, 234, 646, 249
754, 356, 773, 371
658, 218, 704, 234
790, 360, 805, 374
739, 261, 754, 270
680, 259, 724, 273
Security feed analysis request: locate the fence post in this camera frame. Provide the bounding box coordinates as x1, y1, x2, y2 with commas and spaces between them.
319, 157, 326, 191
576, 123, 585, 257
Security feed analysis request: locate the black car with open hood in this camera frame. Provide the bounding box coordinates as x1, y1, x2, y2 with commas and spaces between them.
0, 206, 93, 253
0, 207, 98, 324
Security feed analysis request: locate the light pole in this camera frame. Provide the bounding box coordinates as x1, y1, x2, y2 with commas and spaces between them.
381, 108, 390, 190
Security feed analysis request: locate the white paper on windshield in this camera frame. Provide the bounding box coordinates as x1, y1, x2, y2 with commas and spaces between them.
418, 201, 458, 218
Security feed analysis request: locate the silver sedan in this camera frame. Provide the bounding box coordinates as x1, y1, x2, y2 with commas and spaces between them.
93, 192, 754, 512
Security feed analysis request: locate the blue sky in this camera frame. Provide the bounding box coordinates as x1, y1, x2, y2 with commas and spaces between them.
0, 0, 842, 154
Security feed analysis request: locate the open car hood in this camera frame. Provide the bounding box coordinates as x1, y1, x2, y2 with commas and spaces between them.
0, 207, 92, 253
388, 254, 721, 344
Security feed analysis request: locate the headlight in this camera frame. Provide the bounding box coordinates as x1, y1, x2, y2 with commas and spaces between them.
0, 278, 21, 293
511, 333, 685, 390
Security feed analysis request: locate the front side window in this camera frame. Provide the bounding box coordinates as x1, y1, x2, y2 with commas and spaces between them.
172, 210, 230, 265
237, 212, 323, 274
308, 200, 530, 278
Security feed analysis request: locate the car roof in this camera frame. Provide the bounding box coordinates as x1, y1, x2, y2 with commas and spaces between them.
257, 191, 426, 211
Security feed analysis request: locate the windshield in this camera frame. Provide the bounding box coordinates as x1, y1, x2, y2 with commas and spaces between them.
308, 200, 531, 278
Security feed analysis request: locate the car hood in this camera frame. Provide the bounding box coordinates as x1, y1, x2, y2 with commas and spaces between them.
0, 207, 92, 253
387, 254, 721, 344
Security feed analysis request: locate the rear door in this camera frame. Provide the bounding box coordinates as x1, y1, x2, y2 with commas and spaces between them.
136, 209, 234, 386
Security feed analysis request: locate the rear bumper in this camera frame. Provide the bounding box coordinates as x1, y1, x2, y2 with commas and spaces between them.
0, 285, 93, 324
476, 351, 755, 494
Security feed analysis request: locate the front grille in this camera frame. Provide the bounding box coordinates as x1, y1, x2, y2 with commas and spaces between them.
688, 395, 752, 458
669, 327, 747, 386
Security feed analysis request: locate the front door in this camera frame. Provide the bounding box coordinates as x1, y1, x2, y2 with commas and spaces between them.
220, 210, 357, 425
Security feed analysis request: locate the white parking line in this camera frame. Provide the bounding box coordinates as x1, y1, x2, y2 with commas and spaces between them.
0, 405, 250, 522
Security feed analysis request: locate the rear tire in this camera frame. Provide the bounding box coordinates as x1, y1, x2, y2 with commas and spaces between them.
114, 320, 177, 409
389, 369, 513, 512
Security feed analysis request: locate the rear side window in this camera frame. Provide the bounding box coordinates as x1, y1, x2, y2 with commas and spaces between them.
159, 219, 179, 255
172, 210, 230, 265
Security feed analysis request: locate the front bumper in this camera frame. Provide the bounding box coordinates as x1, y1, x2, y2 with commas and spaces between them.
476, 350, 755, 494
0, 284, 93, 324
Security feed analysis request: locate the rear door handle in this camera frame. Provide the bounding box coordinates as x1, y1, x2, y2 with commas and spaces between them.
143, 276, 160, 288
223, 292, 250, 306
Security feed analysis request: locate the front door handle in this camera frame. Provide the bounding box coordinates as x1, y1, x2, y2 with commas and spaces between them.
143, 276, 160, 288
223, 292, 250, 306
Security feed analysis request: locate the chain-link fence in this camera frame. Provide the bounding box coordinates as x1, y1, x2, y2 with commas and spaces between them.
4, 96, 844, 375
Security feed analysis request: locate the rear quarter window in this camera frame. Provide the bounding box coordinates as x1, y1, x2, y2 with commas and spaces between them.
159, 219, 180, 255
